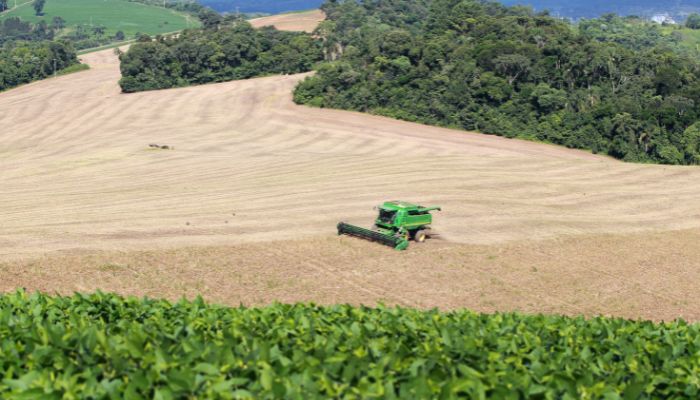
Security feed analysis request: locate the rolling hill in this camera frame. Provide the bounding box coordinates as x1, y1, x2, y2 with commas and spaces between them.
4, 34, 700, 322
0, 0, 199, 38
4, 6, 700, 400
200, 0, 700, 20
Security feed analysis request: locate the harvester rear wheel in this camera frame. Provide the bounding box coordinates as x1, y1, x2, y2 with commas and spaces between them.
414, 230, 427, 243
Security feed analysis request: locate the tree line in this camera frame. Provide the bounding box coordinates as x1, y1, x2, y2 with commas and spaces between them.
126, 0, 203, 13
686, 13, 700, 30
1, 0, 203, 51
291, 0, 700, 164
0, 15, 128, 50
118, 18, 323, 92
577, 14, 680, 51
0, 40, 78, 91
0, 17, 55, 45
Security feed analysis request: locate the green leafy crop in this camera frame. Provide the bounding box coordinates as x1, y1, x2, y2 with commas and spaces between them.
0, 291, 699, 399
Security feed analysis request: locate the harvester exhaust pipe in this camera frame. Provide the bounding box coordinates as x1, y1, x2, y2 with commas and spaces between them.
337, 222, 409, 251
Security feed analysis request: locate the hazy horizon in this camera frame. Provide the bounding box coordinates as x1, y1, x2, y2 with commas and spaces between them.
201, 0, 700, 20
502, 0, 700, 19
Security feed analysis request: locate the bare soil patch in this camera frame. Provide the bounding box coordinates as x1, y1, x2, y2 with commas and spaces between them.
249, 10, 325, 32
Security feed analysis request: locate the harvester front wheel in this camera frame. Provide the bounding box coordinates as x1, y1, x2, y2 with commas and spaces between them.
414, 230, 427, 243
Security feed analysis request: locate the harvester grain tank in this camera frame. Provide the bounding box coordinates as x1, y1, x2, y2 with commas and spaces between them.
337, 201, 441, 250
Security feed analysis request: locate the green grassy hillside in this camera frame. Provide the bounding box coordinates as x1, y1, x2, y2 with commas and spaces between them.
1, 291, 700, 398
0, 0, 199, 37
1, 0, 34, 11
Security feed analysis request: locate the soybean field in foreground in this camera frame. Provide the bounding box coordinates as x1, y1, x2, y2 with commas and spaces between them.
1, 291, 699, 398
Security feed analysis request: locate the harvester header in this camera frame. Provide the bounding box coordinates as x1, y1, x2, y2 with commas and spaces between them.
337, 201, 441, 250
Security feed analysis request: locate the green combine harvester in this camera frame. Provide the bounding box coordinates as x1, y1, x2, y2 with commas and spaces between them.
337, 201, 441, 250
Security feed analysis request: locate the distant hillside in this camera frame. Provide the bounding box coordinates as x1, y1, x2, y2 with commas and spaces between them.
199, 0, 322, 14
200, 0, 700, 20
0, 0, 199, 38
501, 0, 700, 20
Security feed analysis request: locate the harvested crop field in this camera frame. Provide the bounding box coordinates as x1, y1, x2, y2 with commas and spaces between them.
2, 229, 700, 322
2, 14, 700, 321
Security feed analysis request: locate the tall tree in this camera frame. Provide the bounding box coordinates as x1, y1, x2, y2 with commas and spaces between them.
197, 8, 222, 30
33, 0, 46, 16
686, 13, 700, 29
92, 25, 105, 37
34, 19, 52, 40
51, 16, 65, 31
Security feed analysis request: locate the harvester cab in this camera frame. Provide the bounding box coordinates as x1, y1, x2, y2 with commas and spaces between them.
337, 201, 441, 250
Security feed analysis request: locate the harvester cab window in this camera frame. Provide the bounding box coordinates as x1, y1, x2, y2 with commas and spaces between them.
378, 209, 396, 223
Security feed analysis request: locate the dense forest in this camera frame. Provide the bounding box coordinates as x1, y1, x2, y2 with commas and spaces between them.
118, 18, 323, 92
0, 39, 79, 91
293, 0, 700, 164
